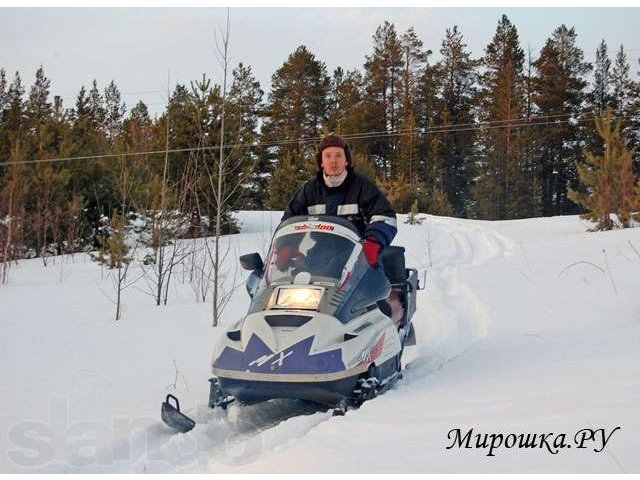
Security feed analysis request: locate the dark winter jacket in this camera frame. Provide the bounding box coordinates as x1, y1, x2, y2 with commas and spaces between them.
282, 170, 397, 247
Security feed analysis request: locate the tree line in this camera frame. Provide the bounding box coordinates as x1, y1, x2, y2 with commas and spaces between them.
2, 14, 640, 271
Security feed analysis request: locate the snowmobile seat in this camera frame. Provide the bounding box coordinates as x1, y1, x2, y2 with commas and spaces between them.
380, 246, 408, 325
380, 246, 406, 285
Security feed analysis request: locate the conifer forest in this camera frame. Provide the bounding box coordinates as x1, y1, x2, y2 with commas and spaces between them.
2, 15, 640, 272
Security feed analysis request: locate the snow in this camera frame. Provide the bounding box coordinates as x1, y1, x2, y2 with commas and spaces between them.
1, 211, 639, 473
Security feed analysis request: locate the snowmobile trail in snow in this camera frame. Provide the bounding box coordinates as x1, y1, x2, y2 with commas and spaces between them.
399, 217, 514, 383
125, 400, 332, 473
45, 399, 331, 473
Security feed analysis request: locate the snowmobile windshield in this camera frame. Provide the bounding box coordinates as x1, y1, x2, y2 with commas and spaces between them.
265, 230, 356, 284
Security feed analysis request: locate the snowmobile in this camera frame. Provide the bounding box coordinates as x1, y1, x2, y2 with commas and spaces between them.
161, 215, 419, 433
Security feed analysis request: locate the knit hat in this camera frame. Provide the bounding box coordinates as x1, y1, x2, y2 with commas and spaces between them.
315, 133, 352, 170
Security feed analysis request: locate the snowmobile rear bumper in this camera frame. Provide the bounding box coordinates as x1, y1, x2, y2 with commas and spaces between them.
217, 375, 360, 407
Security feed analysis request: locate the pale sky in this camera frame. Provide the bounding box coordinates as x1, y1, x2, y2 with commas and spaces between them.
2, 7, 639, 116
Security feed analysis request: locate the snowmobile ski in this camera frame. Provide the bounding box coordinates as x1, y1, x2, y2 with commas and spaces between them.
161, 394, 196, 433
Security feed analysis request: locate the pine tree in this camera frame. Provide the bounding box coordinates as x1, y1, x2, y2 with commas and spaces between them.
0, 72, 29, 262
414, 58, 441, 213
362, 22, 403, 175
583, 40, 613, 158
434, 25, 478, 216
405, 199, 425, 225
351, 151, 377, 181
568, 108, 639, 230
262, 45, 330, 209
124, 100, 153, 153
104, 80, 126, 148
0, 69, 8, 192
25, 66, 54, 156
588, 40, 612, 116
533, 25, 591, 216
2, 72, 25, 158
376, 173, 416, 213
325, 67, 371, 170
326, 68, 365, 136
610, 45, 640, 168
267, 153, 307, 209
0, 144, 27, 284
396, 27, 429, 183
226, 63, 264, 209
88, 79, 105, 134
522, 46, 543, 217
0, 68, 7, 118
22, 67, 67, 261
188, 73, 238, 234
473, 15, 530, 220
67, 84, 115, 239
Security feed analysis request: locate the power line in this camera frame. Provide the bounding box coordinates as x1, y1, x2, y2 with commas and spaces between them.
0, 111, 636, 168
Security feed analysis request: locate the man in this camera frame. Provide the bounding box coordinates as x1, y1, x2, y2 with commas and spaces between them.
282, 133, 397, 267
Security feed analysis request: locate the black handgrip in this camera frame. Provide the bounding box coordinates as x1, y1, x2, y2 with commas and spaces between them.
165, 394, 180, 412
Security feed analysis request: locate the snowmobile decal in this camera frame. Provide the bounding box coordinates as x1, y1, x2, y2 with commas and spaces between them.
213, 333, 346, 375
338, 270, 353, 292
294, 222, 335, 231
356, 332, 386, 367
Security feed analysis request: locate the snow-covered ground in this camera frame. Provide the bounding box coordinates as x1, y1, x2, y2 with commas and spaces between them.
1, 211, 639, 473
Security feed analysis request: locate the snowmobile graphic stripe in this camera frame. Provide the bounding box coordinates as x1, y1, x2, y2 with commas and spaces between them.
307, 204, 326, 214
212, 364, 368, 383
213, 333, 346, 375
337, 204, 359, 215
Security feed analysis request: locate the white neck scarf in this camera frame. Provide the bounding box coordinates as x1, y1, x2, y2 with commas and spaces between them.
323, 169, 348, 188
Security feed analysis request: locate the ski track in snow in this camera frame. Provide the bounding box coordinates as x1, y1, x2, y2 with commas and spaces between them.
120, 401, 333, 473
403, 217, 515, 382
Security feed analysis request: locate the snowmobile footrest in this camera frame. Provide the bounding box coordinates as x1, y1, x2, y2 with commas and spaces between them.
161, 394, 196, 433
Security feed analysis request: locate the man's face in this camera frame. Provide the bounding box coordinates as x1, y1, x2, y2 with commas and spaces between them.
321, 146, 348, 176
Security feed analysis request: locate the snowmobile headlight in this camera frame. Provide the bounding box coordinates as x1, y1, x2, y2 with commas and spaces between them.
270, 287, 323, 310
